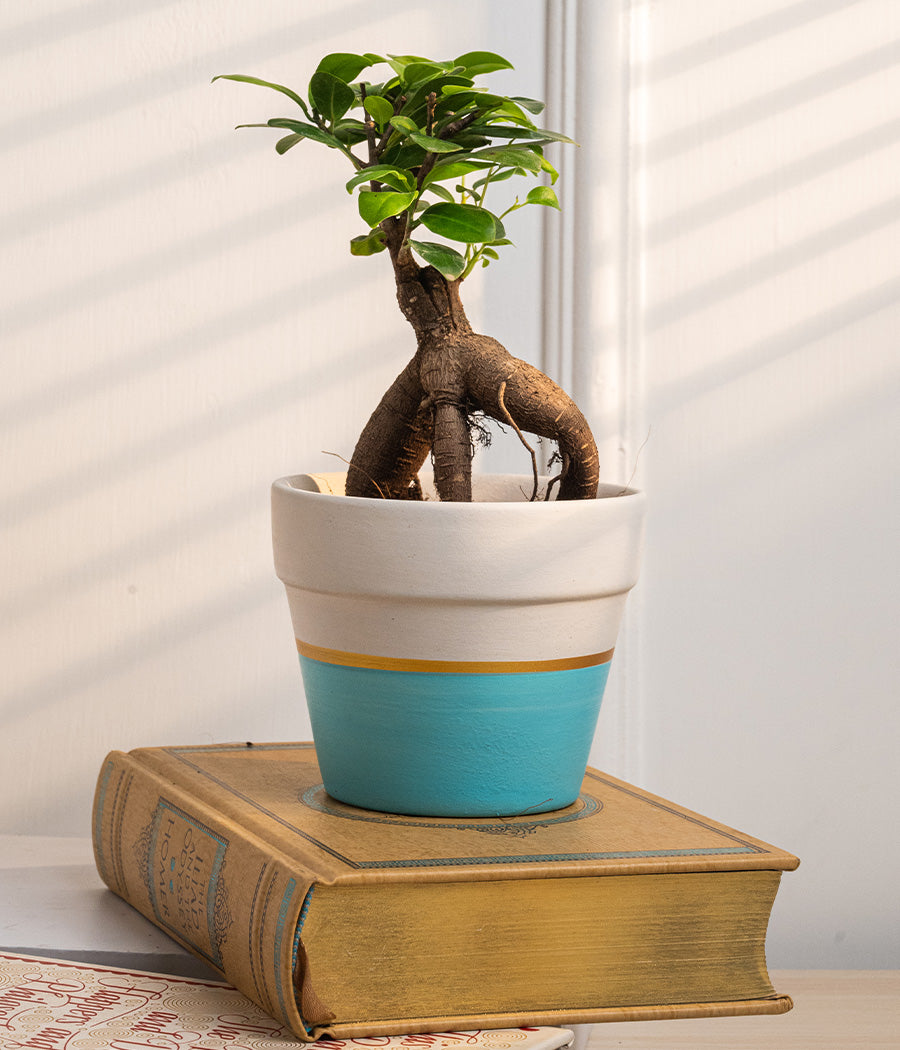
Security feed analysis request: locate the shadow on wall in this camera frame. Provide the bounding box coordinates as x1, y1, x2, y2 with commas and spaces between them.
0, 0, 380, 146
622, 0, 900, 462
4, 1, 548, 838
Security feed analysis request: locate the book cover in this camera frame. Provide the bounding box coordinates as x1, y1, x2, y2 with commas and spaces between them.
0, 952, 575, 1050
93, 742, 799, 1040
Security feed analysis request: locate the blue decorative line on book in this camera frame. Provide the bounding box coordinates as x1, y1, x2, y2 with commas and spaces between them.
360, 846, 757, 869
272, 878, 297, 1029
294, 885, 317, 1036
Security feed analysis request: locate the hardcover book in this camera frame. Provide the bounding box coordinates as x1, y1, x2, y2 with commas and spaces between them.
92, 742, 799, 1041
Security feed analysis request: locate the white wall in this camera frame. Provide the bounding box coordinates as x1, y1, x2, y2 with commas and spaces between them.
1, 0, 545, 830
583, 0, 900, 969
2, 0, 897, 971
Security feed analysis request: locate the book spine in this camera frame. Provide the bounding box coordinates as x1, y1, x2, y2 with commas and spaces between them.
91, 750, 315, 1041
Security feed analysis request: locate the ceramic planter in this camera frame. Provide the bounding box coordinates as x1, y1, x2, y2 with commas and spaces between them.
272, 472, 645, 818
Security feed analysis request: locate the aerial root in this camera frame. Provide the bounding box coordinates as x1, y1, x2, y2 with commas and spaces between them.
323, 450, 387, 499
497, 380, 539, 501
545, 452, 570, 502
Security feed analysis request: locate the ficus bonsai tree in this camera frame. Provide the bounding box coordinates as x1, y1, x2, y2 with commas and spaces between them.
215, 50, 599, 502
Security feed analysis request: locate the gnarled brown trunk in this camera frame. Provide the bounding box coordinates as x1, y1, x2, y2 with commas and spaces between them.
346, 215, 599, 502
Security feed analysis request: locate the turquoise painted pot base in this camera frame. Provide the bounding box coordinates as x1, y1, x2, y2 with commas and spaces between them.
300, 656, 611, 817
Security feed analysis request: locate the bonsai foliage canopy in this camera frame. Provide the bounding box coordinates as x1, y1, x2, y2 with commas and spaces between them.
215, 50, 600, 502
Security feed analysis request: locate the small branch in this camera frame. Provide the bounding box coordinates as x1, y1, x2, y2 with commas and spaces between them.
382, 214, 417, 274
374, 127, 392, 159
360, 84, 378, 164
308, 100, 365, 171
416, 152, 439, 191
439, 109, 482, 139
417, 109, 484, 191
497, 380, 539, 501
426, 91, 437, 136
359, 83, 382, 190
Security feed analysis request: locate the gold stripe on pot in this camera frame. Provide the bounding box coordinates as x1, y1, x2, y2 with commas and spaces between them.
296, 639, 615, 674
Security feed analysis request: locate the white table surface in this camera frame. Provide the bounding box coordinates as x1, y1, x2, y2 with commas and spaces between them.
0, 834, 219, 979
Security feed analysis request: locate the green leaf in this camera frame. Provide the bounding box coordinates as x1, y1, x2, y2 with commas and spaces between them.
472, 167, 517, 189
407, 131, 463, 153
332, 119, 368, 145
275, 132, 303, 154
525, 185, 560, 209
350, 229, 387, 255
345, 165, 415, 193
384, 141, 428, 169
266, 118, 340, 148
418, 202, 502, 244
539, 154, 560, 184
386, 53, 431, 78
389, 115, 419, 134
465, 124, 535, 140
472, 145, 544, 173
454, 51, 515, 76
401, 61, 449, 85
422, 159, 492, 186
408, 240, 467, 279
358, 189, 417, 226
490, 99, 538, 127
212, 74, 310, 117
401, 76, 475, 122
461, 96, 534, 129
422, 183, 455, 203
468, 124, 576, 146
308, 70, 355, 123
530, 128, 577, 145
315, 52, 382, 84
511, 95, 545, 115
363, 95, 393, 127
436, 86, 479, 104
447, 132, 491, 150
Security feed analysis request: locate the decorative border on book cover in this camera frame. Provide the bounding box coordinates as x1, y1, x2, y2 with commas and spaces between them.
142, 799, 232, 969
93, 759, 133, 895
164, 743, 767, 870
300, 783, 602, 836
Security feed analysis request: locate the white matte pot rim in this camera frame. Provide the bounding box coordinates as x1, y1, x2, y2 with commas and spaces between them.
277, 471, 642, 507
272, 472, 646, 603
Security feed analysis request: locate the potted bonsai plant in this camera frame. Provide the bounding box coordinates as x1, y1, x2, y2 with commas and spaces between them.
216, 50, 645, 817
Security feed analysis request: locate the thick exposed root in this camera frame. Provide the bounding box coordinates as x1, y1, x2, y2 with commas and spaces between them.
464, 336, 600, 501
348, 332, 599, 501
346, 358, 432, 499
429, 398, 471, 501
348, 228, 598, 502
